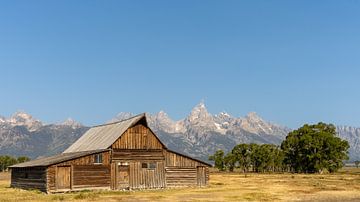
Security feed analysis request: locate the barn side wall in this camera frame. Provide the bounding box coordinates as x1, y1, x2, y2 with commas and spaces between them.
47, 151, 111, 192
164, 150, 209, 187
11, 167, 47, 192
72, 165, 110, 189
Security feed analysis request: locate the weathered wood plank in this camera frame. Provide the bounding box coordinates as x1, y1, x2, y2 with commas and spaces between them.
112, 124, 163, 150
165, 167, 198, 187
11, 167, 47, 192
164, 150, 208, 167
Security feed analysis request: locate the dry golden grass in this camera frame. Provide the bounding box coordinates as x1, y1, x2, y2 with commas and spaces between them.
1, 168, 360, 202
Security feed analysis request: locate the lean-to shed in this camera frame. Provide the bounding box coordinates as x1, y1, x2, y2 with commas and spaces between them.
10, 113, 210, 193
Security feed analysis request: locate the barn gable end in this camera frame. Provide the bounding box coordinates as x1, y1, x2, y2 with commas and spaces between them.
112, 123, 164, 150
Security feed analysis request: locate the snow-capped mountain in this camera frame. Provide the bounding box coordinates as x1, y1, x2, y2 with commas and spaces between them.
0, 103, 359, 162
109, 112, 134, 123
6, 111, 43, 131
0, 112, 87, 159
0, 116, 6, 123
147, 102, 289, 142
147, 111, 181, 134
108, 102, 291, 158
213, 112, 235, 130
153, 103, 290, 157
109, 102, 289, 147
60, 118, 83, 129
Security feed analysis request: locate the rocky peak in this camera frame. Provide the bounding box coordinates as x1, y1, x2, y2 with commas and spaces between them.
215, 111, 234, 122
186, 101, 213, 124
155, 110, 172, 121
115, 112, 134, 120
245, 112, 263, 122
181, 101, 219, 136
8, 111, 43, 131
9, 111, 33, 122
218, 111, 231, 118
213, 111, 235, 131
108, 112, 134, 123
0, 116, 5, 123
61, 118, 83, 129
148, 111, 179, 133
237, 112, 274, 135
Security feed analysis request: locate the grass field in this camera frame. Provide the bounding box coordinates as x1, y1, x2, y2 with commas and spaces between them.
1, 168, 360, 202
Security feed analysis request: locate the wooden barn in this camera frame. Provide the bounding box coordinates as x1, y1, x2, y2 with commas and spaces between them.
10, 113, 210, 193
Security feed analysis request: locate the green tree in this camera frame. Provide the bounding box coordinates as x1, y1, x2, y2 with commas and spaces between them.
281, 122, 349, 173
0, 155, 18, 171
17, 156, 30, 163
273, 146, 285, 172
248, 143, 260, 172
232, 144, 251, 172
258, 144, 278, 172
224, 152, 236, 172
252, 144, 275, 172
209, 150, 226, 171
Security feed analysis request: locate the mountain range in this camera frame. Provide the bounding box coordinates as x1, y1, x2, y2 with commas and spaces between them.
0, 102, 359, 162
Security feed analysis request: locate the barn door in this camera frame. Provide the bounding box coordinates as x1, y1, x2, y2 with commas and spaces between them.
57, 166, 71, 190
117, 165, 130, 189
197, 166, 206, 187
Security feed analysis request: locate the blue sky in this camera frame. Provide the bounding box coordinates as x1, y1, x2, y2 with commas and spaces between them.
0, 1, 360, 128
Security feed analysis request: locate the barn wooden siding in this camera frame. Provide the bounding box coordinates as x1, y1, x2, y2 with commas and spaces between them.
164, 150, 209, 187
130, 161, 165, 189
110, 124, 166, 189
164, 150, 208, 167
112, 124, 163, 150
110, 161, 166, 189
112, 149, 164, 161
11, 167, 47, 192
47, 151, 110, 192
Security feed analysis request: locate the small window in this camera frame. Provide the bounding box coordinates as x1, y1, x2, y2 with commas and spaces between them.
141, 162, 156, 170
149, 163, 156, 170
94, 154, 103, 164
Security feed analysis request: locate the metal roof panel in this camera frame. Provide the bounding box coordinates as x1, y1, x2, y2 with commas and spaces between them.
10, 149, 108, 168
63, 114, 145, 153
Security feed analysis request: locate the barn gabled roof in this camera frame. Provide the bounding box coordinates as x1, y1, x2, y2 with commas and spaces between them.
63, 113, 163, 153
10, 149, 109, 168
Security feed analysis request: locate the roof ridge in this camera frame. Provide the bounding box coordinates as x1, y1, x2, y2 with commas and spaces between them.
92, 113, 146, 128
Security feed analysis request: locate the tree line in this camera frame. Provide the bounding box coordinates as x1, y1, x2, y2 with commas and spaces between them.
209, 144, 285, 172
0, 155, 30, 171
209, 123, 350, 173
